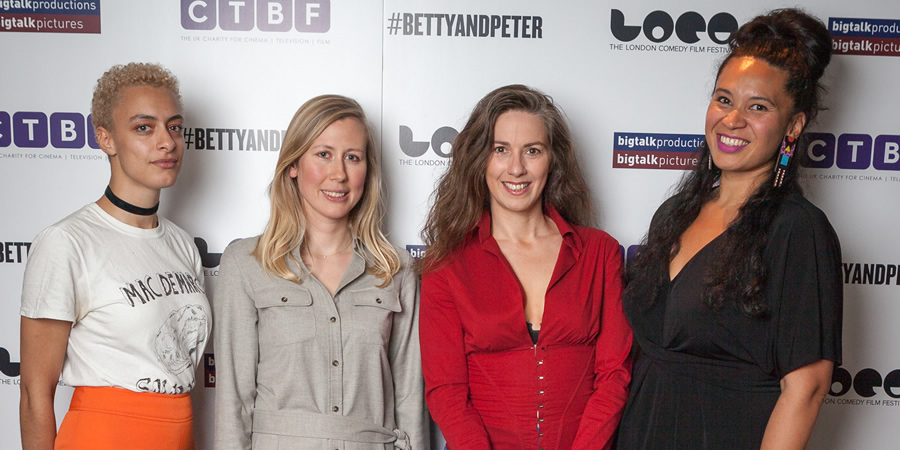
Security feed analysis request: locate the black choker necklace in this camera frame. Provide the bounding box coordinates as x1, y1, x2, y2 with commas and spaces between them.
104, 186, 159, 216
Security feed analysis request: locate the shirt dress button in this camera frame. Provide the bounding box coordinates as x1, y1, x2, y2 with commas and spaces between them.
332, 406, 340, 412
332, 360, 340, 366
375, 298, 382, 304
281, 297, 288, 302
330, 316, 337, 322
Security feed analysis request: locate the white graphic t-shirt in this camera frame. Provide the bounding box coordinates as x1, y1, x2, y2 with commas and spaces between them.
21, 203, 211, 394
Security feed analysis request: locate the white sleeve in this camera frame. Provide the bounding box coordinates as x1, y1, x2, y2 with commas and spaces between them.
20, 225, 86, 322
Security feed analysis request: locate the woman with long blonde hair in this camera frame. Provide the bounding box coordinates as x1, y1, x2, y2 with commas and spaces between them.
215, 95, 428, 449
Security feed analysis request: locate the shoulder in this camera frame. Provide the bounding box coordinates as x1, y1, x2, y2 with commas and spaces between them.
159, 216, 194, 242
222, 236, 261, 260
31, 205, 97, 249
392, 244, 413, 268
572, 224, 620, 247
772, 193, 838, 240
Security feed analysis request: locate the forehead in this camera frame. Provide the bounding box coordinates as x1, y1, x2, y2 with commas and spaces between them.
112, 86, 180, 116
493, 110, 548, 141
717, 56, 790, 95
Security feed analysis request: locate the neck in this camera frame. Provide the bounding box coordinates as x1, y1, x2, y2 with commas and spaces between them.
303, 218, 354, 256
97, 195, 159, 229
97, 181, 162, 229
716, 166, 771, 209
489, 204, 556, 244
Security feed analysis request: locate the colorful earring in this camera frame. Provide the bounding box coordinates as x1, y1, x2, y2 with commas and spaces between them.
774, 136, 796, 187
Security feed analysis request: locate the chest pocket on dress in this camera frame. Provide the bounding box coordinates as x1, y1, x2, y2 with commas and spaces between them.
255, 287, 316, 346
347, 290, 401, 346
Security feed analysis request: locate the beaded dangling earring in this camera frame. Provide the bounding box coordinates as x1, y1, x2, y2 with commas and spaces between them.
701, 141, 713, 171
774, 136, 796, 187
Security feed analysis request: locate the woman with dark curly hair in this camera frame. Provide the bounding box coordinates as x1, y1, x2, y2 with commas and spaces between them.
419, 85, 632, 449
617, 9, 842, 450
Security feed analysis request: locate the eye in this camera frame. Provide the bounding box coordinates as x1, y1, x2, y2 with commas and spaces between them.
493, 146, 507, 154
749, 104, 769, 111
136, 124, 151, 132
169, 124, 183, 133
525, 147, 542, 156
345, 153, 362, 162
316, 151, 330, 159
715, 96, 732, 105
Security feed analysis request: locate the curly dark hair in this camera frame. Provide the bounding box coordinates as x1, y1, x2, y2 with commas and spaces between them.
624, 9, 833, 317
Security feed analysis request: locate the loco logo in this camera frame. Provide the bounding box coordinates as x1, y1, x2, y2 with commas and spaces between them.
610, 9, 737, 44
803, 132, 900, 170
399, 125, 458, 158
0, 346, 20, 377
195, 237, 233, 269
0, 111, 98, 149
831, 366, 900, 399
181, 0, 329, 32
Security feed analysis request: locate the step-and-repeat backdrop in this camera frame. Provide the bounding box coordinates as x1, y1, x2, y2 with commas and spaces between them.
1, 1, 897, 448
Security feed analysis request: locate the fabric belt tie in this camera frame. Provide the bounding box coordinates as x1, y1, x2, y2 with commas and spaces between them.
641, 345, 781, 393
252, 409, 411, 448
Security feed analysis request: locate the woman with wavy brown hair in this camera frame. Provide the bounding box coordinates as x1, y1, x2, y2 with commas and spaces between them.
215, 95, 428, 449
419, 84, 632, 449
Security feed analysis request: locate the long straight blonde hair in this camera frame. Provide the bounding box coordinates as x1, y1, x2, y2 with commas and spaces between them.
253, 95, 400, 285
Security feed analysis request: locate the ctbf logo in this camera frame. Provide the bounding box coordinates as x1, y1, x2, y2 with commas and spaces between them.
803, 132, 900, 170
399, 125, 458, 158
611, 9, 737, 44
0, 111, 98, 149
181, 0, 329, 32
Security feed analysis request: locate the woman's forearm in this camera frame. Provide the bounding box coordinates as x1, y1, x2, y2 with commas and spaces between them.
761, 359, 833, 450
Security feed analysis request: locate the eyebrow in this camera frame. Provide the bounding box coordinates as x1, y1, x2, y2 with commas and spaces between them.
127, 114, 184, 122
714, 88, 776, 105
311, 144, 366, 152
493, 140, 548, 147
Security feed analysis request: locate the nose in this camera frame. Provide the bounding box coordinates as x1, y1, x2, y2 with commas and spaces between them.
330, 159, 349, 181
158, 126, 177, 153
723, 109, 746, 129
507, 151, 526, 176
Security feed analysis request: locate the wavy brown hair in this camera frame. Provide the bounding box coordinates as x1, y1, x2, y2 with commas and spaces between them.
420, 84, 594, 273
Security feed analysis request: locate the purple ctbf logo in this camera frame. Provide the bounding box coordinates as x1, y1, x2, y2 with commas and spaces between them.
181, 0, 329, 32
13, 112, 48, 148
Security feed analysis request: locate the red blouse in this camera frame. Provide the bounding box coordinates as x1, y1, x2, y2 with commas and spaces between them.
420, 208, 633, 450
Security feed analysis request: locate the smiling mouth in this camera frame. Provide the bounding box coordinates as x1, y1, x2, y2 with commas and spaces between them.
502, 182, 530, 192
719, 135, 750, 147
322, 190, 347, 198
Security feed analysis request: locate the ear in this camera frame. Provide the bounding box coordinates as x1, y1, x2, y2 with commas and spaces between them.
786, 112, 807, 139
288, 161, 299, 178
96, 127, 116, 157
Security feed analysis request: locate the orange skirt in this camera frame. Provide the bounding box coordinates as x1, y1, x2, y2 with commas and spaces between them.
55, 386, 194, 450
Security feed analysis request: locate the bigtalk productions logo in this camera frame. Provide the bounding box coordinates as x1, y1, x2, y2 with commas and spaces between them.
181, 0, 330, 32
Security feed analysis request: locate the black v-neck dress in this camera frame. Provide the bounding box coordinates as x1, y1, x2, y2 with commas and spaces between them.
617, 192, 843, 449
